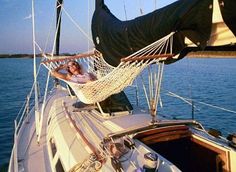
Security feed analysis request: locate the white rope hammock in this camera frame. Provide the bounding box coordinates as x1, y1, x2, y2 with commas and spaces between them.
42, 32, 175, 104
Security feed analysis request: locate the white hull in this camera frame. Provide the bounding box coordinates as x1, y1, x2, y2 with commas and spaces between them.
8, 86, 236, 172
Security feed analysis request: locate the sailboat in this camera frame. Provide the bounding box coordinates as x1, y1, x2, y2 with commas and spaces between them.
8, 0, 236, 172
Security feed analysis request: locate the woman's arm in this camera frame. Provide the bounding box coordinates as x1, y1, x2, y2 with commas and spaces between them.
51, 65, 70, 80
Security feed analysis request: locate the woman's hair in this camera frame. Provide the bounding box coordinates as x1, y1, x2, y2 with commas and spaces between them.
67, 60, 81, 74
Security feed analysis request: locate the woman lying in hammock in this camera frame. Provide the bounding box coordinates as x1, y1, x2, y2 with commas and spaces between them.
51, 60, 96, 84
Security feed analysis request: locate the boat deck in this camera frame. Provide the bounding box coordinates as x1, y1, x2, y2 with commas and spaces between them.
13, 87, 236, 172
17, 111, 50, 172
62, 98, 153, 154
16, 89, 68, 172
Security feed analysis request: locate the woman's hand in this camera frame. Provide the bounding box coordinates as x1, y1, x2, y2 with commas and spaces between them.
51, 64, 69, 80
53, 64, 67, 72
59, 64, 67, 70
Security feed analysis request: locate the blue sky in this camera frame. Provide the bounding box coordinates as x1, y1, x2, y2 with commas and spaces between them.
0, 0, 176, 54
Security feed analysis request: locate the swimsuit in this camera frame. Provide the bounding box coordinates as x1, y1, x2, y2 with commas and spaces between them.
70, 73, 91, 84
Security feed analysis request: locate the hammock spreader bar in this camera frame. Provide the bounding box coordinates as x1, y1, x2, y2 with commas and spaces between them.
42, 52, 96, 64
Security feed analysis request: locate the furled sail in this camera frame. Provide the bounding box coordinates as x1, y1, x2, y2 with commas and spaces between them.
92, 0, 236, 66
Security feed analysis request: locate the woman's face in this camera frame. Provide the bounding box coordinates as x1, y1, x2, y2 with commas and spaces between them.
67, 61, 80, 74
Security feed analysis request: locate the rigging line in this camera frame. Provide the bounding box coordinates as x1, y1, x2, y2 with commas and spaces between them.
34, 41, 56, 77
153, 64, 159, 98
32, 0, 38, 112
37, 71, 51, 143
153, 61, 161, 104
16, 65, 44, 134
16, 95, 35, 132
159, 91, 163, 108
166, 90, 236, 113
15, 99, 27, 121
61, 5, 93, 43
151, 65, 155, 99
34, 41, 50, 60
15, 104, 28, 133
140, 74, 151, 109
166, 91, 198, 107
185, 98, 236, 114
87, 0, 90, 51
186, 55, 194, 114
138, 0, 143, 15
17, 62, 43, 121
148, 66, 153, 100
43, 4, 56, 53
152, 63, 164, 108
32, 0, 40, 137
123, 0, 127, 20
154, 62, 164, 113
133, 79, 140, 106
170, 32, 174, 54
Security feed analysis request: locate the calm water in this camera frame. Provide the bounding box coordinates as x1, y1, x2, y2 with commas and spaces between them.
0, 57, 236, 169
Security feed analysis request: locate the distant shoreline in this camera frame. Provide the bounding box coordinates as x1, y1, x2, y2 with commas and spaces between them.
0, 53, 76, 58
0, 51, 236, 58
0, 54, 39, 58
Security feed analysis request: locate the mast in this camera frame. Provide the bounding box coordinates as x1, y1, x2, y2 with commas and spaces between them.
56, 0, 63, 56
54, 0, 63, 86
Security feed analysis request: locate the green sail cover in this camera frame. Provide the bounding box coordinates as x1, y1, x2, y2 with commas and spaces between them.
92, 0, 236, 66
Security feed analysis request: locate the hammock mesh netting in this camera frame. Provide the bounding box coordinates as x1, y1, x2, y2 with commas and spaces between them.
43, 32, 175, 104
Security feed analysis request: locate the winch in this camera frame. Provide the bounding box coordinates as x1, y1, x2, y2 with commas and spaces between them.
143, 152, 159, 172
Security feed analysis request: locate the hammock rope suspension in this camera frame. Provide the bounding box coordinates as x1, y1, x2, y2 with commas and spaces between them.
43, 32, 175, 104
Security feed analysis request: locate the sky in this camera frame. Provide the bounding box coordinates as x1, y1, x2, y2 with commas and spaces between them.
0, 0, 176, 54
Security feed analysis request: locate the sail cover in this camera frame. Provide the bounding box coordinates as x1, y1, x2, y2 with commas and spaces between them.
92, 0, 236, 66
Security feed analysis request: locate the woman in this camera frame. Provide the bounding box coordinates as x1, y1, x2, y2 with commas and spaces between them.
51, 60, 96, 84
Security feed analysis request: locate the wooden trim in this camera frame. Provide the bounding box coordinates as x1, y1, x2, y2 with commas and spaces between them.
42, 52, 95, 64
191, 136, 226, 154
109, 121, 198, 139
141, 131, 191, 144
63, 102, 100, 158
134, 125, 189, 139
121, 53, 174, 62
191, 136, 229, 171
134, 125, 191, 144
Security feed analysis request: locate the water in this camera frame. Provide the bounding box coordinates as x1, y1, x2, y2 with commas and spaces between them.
0, 57, 236, 169
160, 58, 236, 133
0, 58, 50, 170
0, 58, 32, 168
